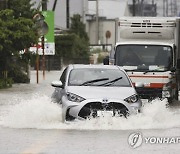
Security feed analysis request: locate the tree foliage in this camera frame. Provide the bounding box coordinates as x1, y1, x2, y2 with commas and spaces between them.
0, 10, 38, 55
56, 34, 89, 59
0, 0, 38, 85
69, 14, 89, 42
7, 0, 36, 19
55, 14, 89, 61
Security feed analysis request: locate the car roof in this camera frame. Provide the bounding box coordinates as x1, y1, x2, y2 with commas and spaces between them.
68, 64, 123, 70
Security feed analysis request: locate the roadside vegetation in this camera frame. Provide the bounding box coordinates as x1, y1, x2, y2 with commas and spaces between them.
0, 1, 90, 89
0, 0, 38, 88
55, 14, 90, 65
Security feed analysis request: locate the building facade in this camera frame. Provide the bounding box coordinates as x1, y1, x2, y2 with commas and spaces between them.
87, 0, 130, 47
87, 18, 118, 46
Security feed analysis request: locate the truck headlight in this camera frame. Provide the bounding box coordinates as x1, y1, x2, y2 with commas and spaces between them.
66, 92, 85, 103
124, 94, 139, 103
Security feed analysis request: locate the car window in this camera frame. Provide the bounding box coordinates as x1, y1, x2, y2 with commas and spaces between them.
68, 68, 131, 87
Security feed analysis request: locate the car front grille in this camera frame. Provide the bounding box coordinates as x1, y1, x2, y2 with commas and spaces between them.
78, 102, 129, 119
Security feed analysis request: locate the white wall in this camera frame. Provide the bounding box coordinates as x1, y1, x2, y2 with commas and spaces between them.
88, 19, 117, 46
87, 0, 130, 46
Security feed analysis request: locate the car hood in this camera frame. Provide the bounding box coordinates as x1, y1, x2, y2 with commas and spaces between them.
66, 86, 136, 100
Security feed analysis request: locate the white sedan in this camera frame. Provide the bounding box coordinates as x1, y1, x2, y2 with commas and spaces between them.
51, 64, 142, 122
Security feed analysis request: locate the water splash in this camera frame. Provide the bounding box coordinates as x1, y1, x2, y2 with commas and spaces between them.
0, 95, 180, 130
0, 95, 62, 129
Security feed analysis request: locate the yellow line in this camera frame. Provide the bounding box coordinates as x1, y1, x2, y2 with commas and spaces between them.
21, 140, 51, 154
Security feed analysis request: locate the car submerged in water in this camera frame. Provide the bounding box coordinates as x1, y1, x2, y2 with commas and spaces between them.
51, 64, 142, 122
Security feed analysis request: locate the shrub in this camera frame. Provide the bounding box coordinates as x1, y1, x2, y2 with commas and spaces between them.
0, 78, 13, 89
8, 64, 30, 83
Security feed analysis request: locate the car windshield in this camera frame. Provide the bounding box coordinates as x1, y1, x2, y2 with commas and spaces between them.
68, 68, 131, 87
115, 45, 172, 72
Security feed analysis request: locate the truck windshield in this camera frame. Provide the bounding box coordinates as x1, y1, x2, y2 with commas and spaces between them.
115, 45, 172, 72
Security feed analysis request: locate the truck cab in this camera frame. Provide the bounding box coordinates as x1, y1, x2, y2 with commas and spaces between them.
109, 17, 180, 102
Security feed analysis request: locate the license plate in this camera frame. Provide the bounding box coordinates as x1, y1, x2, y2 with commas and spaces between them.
97, 111, 113, 117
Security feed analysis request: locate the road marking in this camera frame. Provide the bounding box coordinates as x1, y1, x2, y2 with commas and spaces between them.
21, 139, 51, 154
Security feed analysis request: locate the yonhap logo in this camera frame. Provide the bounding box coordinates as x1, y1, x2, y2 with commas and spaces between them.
128, 132, 143, 148
128, 132, 180, 148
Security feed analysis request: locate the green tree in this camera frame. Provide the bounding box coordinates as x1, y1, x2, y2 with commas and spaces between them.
56, 34, 89, 59
0, 10, 37, 53
0, 0, 38, 87
55, 14, 89, 63
7, 0, 36, 19
69, 14, 89, 41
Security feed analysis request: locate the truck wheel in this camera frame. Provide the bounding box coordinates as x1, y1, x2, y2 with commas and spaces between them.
175, 86, 179, 101
175, 90, 179, 100
168, 97, 173, 104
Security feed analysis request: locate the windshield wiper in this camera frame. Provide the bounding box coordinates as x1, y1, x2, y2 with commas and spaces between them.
80, 78, 109, 86
143, 70, 157, 74
98, 77, 123, 86
143, 67, 167, 74
125, 69, 137, 72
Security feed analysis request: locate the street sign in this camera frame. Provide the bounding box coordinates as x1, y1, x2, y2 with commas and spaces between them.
30, 11, 55, 55
105, 30, 111, 39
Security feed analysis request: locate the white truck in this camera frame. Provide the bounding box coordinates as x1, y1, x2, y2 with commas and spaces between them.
108, 17, 180, 102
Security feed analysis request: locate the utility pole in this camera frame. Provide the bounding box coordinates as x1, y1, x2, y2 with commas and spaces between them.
42, 0, 47, 11
166, 0, 168, 16
52, 0, 57, 11
163, 0, 168, 17
96, 0, 99, 44
82, 0, 86, 23
141, 0, 144, 16
163, 0, 165, 16
66, 0, 70, 29
42, 0, 47, 80
132, 0, 136, 16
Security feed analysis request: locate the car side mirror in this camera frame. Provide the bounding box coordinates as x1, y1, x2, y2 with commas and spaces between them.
135, 82, 144, 88
51, 81, 63, 88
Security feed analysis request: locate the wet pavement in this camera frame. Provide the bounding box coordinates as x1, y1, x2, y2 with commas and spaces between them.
0, 70, 180, 154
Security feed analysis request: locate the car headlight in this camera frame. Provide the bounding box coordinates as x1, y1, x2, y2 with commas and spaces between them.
66, 92, 85, 103
124, 94, 139, 103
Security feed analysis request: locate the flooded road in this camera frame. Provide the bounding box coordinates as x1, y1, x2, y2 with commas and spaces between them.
0, 70, 180, 154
